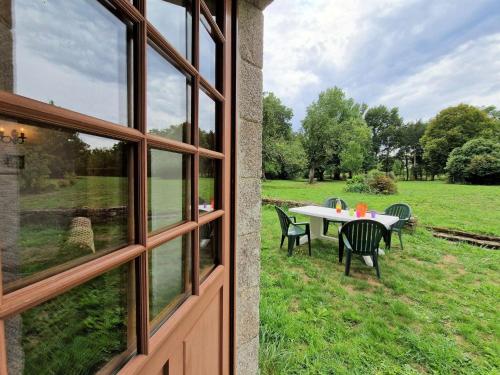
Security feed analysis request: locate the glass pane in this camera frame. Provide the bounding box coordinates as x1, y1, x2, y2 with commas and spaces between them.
3, 0, 131, 126
148, 148, 191, 234
147, 0, 192, 61
199, 90, 217, 150
0, 117, 133, 293
147, 45, 192, 143
5, 263, 136, 375
200, 16, 217, 87
200, 219, 219, 279
149, 235, 192, 332
199, 157, 218, 215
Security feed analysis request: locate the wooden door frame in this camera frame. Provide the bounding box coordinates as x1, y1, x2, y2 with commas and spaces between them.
0, 0, 236, 373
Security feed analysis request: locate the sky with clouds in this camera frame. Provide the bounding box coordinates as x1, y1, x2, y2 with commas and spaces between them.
263, 0, 500, 130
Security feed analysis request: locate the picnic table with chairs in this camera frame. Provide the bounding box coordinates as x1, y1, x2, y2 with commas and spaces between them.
275, 199, 412, 278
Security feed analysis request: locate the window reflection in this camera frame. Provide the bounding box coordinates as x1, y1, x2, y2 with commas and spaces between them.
2, 0, 131, 126
149, 235, 192, 332
199, 90, 217, 150
147, 45, 192, 143
200, 220, 219, 279
5, 263, 136, 375
199, 157, 218, 215
148, 148, 191, 234
147, 0, 192, 61
199, 16, 217, 87
0, 117, 133, 293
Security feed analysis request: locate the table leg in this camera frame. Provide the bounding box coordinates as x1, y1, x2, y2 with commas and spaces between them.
309, 216, 324, 240
299, 217, 329, 245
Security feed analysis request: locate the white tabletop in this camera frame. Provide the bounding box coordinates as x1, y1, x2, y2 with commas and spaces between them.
289, 205, 399, 229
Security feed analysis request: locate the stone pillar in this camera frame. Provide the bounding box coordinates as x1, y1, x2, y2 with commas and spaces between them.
0, 0, 13, 91
235, 1, 272, 374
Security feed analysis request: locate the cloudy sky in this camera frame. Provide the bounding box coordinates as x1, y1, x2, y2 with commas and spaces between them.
263, 0, 500, 129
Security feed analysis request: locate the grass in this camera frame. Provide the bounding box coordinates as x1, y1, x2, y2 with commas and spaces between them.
263, 179, 500, 236
260, 180, 500, 374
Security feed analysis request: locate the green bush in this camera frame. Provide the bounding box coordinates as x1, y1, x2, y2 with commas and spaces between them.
368, 174, 398, 194
446, 138, 500, 184
344, 175, 371, 193
367, 169, 384, 181
345, 171, 398, 194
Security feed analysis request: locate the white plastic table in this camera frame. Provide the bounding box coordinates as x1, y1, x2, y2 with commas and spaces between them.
289, 205, 399, 266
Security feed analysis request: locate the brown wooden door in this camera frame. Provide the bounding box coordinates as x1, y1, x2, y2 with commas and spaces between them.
0, 1, 234, 374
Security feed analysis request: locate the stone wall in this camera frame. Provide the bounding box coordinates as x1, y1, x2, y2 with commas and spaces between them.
235, 0, 272, 373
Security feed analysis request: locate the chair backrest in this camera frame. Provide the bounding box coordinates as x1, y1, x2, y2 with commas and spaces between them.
340, 219, 387, 255
324, 197, 348, 209
274, 206, 292, 235
384, 203, 411, 229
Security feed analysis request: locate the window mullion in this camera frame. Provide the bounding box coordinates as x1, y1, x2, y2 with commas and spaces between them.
193, 0, 201, 296
136, 16, 150, 354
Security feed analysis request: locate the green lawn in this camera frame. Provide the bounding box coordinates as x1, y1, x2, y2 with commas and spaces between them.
260, 180, 500, 374
263, 179, 500, 236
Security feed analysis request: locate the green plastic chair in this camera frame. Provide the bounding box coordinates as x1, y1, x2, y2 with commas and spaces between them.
274, 206, 311, 256
384, 203, 412, 250
339, 219, 387, 278
323, 197, 349, 235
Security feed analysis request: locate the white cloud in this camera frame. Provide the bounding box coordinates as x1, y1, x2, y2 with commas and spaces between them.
376, 33, 500, 121
263, 0, 413, 101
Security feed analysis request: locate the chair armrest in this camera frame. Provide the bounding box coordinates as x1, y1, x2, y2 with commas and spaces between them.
294, 221, 309, 227
289, 216, 297, 222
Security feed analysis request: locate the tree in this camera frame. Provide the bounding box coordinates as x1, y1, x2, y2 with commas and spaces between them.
301, 87, 370, 183
340, 141, 364, 177
446, 138, 500, 184
262, 92, 305, 179
364, 105, 403, 173
481, 105, 500, 121
397, 121, 426, 180
421, 104, 497, 179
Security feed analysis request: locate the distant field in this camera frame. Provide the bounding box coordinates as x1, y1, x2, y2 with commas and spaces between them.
262, 179, 500, 236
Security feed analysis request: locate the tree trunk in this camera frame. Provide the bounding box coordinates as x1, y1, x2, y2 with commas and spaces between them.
348, 171, 352, 179
405, 156, 409, 181
308, 167, 315, 184
385, 151, 390, 174
333, 171, 341, 180
412, 154, 417, 180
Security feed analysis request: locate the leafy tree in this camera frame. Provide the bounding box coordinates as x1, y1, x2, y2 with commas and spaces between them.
340, 141, 364, 177
364, 105, 403, 173
301, 87, 370, 183
481, 105, 500, 121
446, 138, 500, 184
421, 104, 497, 179
274, 138, 307, 179
397, 121, 426, 180
262, 92, 302, 179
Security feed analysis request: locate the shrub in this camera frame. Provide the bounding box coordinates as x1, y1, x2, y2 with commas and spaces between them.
344, 175, 371, 193
367, 169, 384, 181
368, 174, 398, 194
446, 138, 500, 184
